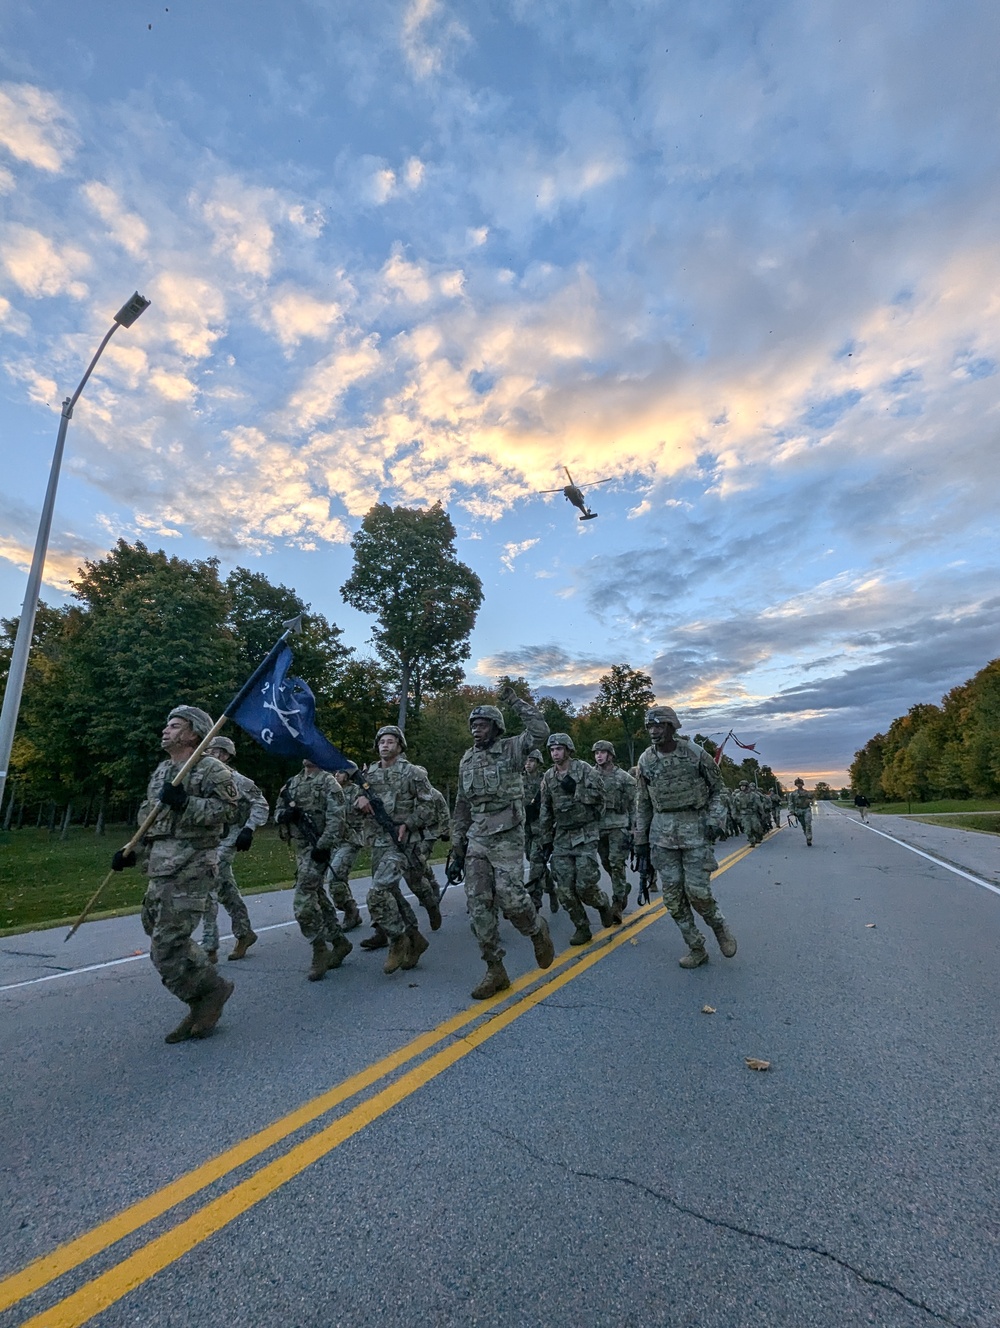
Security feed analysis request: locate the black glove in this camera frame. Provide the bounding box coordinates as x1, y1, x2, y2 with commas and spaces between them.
445, 849, 466, 885
310, 846, 331, 866
275, 805, 302, 825
559, 774, 577, 795
633, 844, 650, 874
111, 849, 136, 872
540, 843, 553, 863
160, 779, 187, 810
234, 827, 254, 852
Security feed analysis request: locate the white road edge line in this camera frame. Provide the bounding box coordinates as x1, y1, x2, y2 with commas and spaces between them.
833, 808, 1000, 898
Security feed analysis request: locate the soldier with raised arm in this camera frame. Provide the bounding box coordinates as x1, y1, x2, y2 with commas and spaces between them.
633, 705, 737, 969
788, 778, 814, 845
199, 735, 268, 962
451, 687, 555, 999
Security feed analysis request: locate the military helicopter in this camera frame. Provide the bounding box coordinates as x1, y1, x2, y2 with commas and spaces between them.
540, 466, 615, 521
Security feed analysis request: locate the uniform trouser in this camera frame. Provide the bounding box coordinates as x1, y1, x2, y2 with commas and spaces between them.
403, 841, 440, 912
141, 854, 219, 1005
791, 809, 813, 840
200, 852, 252, 951
598, 829, 630, 905
465, 838, 541, 966
550, 848, 610, 928
369, 844, 419, 941
524, 822, 553, 907
329, 842, 361, 911
293, 850, 347, 945
650, 843, 725, 952
740, 815, 764, 844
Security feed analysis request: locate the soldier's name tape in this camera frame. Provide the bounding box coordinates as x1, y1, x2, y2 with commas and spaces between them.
1, 847, 754, 1328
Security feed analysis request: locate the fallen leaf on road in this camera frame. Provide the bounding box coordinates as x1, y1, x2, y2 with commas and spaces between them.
745, 1057, 771, 1071
629, 938, 639, 946
702, 1005, 716, 1014
865, 923, 877, 928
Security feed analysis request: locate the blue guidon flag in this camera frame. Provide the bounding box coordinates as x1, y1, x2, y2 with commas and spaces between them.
229, 643, 354, 773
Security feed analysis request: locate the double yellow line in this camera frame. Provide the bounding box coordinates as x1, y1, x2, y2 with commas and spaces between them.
4, 844, 754, 1328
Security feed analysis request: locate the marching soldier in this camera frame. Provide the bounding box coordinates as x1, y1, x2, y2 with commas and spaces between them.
788, 778, 814, 845
634, 706, 737, 969
112, 705, 239, 1043
451, 689, 555, 999
523, 748, 557, 913
275, 759, 353, 980
734, 780, 765, 845
200, 735, 267, 962
539, 733, 616, 945
591, 740, 637, 919
329, 768, 366, 932
354, 726, 434, 975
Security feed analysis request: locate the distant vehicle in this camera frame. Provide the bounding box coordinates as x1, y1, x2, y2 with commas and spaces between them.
539, 466, 614, 521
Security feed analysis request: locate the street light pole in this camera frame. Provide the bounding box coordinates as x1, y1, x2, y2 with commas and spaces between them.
0, 292, 150, 810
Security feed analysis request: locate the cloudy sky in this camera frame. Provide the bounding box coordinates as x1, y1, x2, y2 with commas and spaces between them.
2, 0, 998, 784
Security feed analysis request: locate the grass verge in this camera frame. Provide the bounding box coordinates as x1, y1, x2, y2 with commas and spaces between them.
908, 813, 1000, 836
871, 798, 1000, 815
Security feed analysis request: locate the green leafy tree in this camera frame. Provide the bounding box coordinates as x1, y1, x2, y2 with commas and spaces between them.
814, 781, 833, 800
590, 664, 656, 766
341, 504, 484, 730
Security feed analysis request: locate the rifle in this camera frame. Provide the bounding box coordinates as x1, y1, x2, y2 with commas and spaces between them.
630, 842, 658, 906
275, 788, 321, 848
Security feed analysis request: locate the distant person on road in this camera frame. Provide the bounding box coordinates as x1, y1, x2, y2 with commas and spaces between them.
591, 740, 637, 918
788, 779, 813, 845
112, 705, 239, 1044
854, 793, 871, 824
199, 735, 268, 963
734, 781, 765, 845
633, 706, 737, 969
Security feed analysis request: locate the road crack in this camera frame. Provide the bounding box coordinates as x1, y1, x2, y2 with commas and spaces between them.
489, 1127, 970, 1327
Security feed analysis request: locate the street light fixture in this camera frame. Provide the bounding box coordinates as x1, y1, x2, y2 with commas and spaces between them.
0, 292, 151, 809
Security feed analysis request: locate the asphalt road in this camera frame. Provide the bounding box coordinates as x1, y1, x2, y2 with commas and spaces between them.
2, 807, 999, 1328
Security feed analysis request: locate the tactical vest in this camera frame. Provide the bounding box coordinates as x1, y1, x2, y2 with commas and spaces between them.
459, 742, 525, 818
638, 743, 711, 812
364, 759, 425, 825
141, 756, 236, 846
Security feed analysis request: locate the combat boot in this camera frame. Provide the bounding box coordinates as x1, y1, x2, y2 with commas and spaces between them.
598, 901, 617, 929
206, 949, 218, 963
425, 899, 442, 931
471, 962, 511, 1000
401, 928, 429, 970
711, 921, 737, 958
383, 934, 412, 974
164, 1007, 197, 1044
308, 941, 331, 981
611, 899, 625, 925
531, 917, 555, 969
548, 889, 559, 914
360, 925, 388, 950
327, 935, 353, 969
228, 930, 258, 961
678, 947, 709, 969
569, 925, 592, 946
342, 902, 363, 932
190, 977, 234, 1037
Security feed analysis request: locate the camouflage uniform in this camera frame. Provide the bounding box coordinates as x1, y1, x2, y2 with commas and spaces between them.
201, 766, 268, 954
328, 785, 367, 919
452, 697, 551, 969
138, 754, 238, 1004
734, 784, 765, 845
595, 762, 637, 911
403, 784, 450, 924
788, 786, 813, 844
770, 790, 783, 828
279, 767, 350, 948
539, 754, 613, 936
363, 758, 436, 941
522, 755, 554, 910
635, 736, 732, 960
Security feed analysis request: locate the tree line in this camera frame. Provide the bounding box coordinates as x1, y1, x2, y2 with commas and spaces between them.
1, 506, 778, 834
849, 657, 1000, 801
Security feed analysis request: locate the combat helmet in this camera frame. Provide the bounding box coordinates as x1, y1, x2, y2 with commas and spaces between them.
167, 704, 214, 738
592, 740, 616, 757
468, 704, 505, 735
645, 705, 680, 730
547, 732, 575, 753
526, 748, 545, 763
375, 724, 407, 751
207, 735, 236, 756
